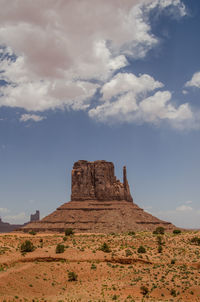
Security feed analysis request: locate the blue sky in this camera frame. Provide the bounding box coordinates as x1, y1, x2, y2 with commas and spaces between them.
0, 0, 200, 228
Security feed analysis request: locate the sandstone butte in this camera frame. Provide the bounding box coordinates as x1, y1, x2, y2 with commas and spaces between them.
22, 160, 174, 233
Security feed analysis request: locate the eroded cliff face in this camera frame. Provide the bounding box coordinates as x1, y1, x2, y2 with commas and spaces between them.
71, 160, 133, 202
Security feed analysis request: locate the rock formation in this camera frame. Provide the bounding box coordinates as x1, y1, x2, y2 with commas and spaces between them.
71, 160, 133, 202
22, 160, 175, 233
0, 217, 23, 233
30, 210, 40, 222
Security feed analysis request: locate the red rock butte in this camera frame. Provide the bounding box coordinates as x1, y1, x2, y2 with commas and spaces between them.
22, 160, 174, 233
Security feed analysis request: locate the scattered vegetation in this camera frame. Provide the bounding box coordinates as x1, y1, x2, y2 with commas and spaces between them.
137, 246, 146, 253
29, 230, 36, 235
128, 231, 135, 236
20, 240, 35, 253
100, 242, 111, 253
68, 271, 78, 281
65, 228, 74, 236
173, 229, 181, 234
190, 236, 200, 245
153, 226, 165, 235
140, 285, 149, 296
56, 244, 65, 253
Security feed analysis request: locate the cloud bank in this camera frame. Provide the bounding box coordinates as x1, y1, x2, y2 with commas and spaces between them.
0, 0, 194, 129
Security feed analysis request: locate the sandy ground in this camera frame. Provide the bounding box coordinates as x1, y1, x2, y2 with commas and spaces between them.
0, 231, 200, 301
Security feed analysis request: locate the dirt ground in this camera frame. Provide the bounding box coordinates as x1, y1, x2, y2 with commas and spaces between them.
0, 230, 200, 301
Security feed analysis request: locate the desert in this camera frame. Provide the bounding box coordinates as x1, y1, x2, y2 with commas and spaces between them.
1, 229, 200, 301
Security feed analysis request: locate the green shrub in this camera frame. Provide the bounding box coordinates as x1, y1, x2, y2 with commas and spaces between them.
153, 227, 165, 235
140, 285, 149, 296
125, 249, 133, 257
65, 228, 74, 236
20, 240, 35, 253
158, 245, 163, 253
29, 230, 36, 235
128, 231, 135, 236
56, 244, 65, 254
171, 259, 176, 264
137, 246, 146, 253
63, 236, 67, 241
173, 229, 181, 234
68, 271, 77, 281
170, 289, 176, 297
100, 242, 111, 253
190, 236, 200, 245
112, 294, 118, 300
91, 263, 97, 270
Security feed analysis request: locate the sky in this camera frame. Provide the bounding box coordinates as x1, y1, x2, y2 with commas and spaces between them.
0, 0, 200, 228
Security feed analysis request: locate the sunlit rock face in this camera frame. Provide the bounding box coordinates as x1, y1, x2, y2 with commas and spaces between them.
71, 160, 133, 202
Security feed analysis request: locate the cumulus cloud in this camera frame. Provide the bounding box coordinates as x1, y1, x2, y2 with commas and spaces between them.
89, 72, 194, 129
0, 0, 159, 112
0, 0, 192, 129
185, 72, 200, 89
19, 114, 46, 122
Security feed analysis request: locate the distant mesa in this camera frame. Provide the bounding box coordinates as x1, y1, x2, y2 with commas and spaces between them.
0, 217, 22, 233
22, 160, 174, 233
0, 210, 40, 233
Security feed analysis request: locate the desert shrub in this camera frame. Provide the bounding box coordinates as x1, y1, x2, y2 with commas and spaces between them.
128, 231, 135, 236
100, 242, 111, 253
190, 236, 200, 246
157, 235, 164, 245
20, 240, 35, 253
112, 294, 118, 300
137, 246, 146, 253
171, 259, 176, 264
173, 229, 181, 234
68, 271, 77, 281
65, 228, 74, 236
63, 236, 67, 241
125, 249, 133, 257
170, 289, 176, 297
140, 285, 149, 296
153, 227, 165, 235
56, 244, 65, 254
158, 245, 163, 253
91, 263, 97, 270
29, 230, 36, 235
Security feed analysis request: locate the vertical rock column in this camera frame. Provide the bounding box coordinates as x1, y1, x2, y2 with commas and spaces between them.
71, 160, 133, 202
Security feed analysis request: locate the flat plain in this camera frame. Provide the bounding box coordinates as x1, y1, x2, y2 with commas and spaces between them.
0, 231, 200, 301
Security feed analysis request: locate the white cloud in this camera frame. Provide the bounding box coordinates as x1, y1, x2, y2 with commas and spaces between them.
182, 89, 188, 95
147, 0, 186, 17
176, 205, 193, 212
20, 114, 46, 122
3, 212, 27, 223
185, 72, 200, 89
0, 0, 186, 116
89, 72, 194, 129
0, 207, 9, 214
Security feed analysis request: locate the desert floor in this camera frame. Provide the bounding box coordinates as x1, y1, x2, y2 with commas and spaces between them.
0, 230, 200, 301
